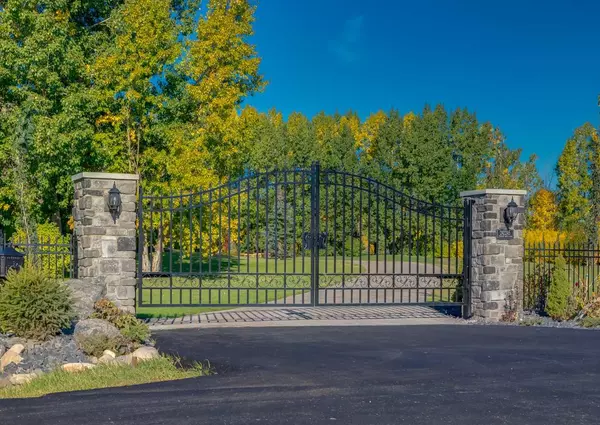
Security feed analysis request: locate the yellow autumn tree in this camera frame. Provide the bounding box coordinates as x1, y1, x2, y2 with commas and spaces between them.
359, 110, 387, 157
186, 0, 266, 177
525, 188, 565, 245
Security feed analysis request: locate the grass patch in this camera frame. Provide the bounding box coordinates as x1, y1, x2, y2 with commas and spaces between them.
0, 356, 208, 399
137, 306, 231, 319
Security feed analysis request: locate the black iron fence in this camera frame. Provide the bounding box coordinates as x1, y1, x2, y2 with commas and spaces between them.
0, 232, 77, 280
524, 242, 600, 311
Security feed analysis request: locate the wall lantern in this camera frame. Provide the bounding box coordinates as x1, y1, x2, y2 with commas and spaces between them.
107, 182, 122, 222
0, 245, 25, 279
504, 197, 519, 229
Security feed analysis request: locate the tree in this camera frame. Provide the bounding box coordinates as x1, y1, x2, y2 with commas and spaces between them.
556, 123, 594, 237
480, 128, 541, 195
545, 255, 572, 320
186, 0, 266, 178
0, 0, 120, 233
449, 108, 494, 195
92, 0, 180, 176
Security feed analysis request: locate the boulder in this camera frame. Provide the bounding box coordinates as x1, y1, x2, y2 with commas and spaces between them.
64, 279, 106, 320
112, 354, 137, 366
103, 349, 117, 358
74, 319, 124, 356
98, 349, 117, 364
132, 346, 159, 362
62, 363, 96, 373
0, 377, 11, 389
7, 344, 25, 355
0, 344, 25, 371
9, 370, 42, 386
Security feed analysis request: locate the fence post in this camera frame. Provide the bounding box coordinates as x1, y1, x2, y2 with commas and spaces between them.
72, 172, 139, 314
460, 189, 527, 321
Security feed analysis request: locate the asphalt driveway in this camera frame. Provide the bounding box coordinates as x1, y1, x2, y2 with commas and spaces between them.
1, 325, 600, 424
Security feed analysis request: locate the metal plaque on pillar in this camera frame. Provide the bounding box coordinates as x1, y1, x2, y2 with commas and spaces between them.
497, 228, 514, 240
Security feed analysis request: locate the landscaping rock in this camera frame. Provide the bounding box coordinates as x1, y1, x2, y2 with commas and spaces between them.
103, 349, 117, 358
62, 363, 96, 373
74, 319, 123, 355
0, 345, 25, 371
0, 376, 12, 389
8, 344, 25, 355
113, 354, 137, 366
64, 279, 106, 320
132, 346, 159, 362
9, 371, 42, 386
98, 349, 117, 364
0, 335, 90, 378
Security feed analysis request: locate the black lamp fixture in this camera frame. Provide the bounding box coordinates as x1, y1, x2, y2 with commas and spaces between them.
504, 197, 519, 229
107, 182, 122, 222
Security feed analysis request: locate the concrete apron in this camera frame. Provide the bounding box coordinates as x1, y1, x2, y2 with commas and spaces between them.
146, 305, 463, 330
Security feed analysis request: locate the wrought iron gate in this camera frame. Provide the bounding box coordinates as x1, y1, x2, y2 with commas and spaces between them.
138, 163, 472, 314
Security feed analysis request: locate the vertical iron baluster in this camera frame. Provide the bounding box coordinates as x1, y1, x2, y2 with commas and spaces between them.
238, 178, 242, 275
169, 190, 174, 305
247, 176, 251, 275
208, 190, 213, 276
408, 198, 412, 276
227, 179, 232, 304
265, 171, 269, 274
283, 170, 288, 300
439, 204, 443, 279
359, 176, 363, 302
198, 192, 203, 303
392, 191, 396, 302
189, 194, 193, 281
255, 174, 260, 300
367, 179, 372, 304
292, 170, 297, 275
375, 183, 379, 277
310, 162, 321, 306
218, 185, 222, 274
416, 201, 420, 303
179, 190, 183, 275
274, 171, 278, 273
342, 173, 346, 301
137, 188, 144, 308
424, 203, 428, 275
334, 172, 338, 277
454, 207, 459, 277
325, 171, 329, 276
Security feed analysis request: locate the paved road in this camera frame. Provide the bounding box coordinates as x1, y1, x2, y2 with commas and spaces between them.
2, 325, 600, 424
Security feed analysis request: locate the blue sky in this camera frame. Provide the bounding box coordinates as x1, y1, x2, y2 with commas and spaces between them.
247, 0, 600, 183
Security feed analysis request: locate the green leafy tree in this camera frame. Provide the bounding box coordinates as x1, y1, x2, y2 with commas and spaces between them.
556, 123, 595, 237
480, 128, 541, 194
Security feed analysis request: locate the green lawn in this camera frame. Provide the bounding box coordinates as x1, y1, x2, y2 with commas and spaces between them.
137, 256, 362, 318
0, 356, 207, 399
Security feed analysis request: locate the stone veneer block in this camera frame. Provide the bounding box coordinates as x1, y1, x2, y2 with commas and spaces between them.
460, 189, 527, 321
72, 172, 139, 313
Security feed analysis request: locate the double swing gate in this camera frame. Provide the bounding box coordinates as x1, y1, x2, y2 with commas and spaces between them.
138, 163, 472, 314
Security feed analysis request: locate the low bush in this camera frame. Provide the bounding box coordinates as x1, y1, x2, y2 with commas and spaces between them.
579, 317, 600, 328
545, 255, 572, 320
91, 299, 150, 345
77, 333, 126, 357
0, 265, 74, 340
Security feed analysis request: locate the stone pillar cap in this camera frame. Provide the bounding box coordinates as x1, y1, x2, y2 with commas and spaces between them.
72, 172, 139, 182
459, 188, 527, 197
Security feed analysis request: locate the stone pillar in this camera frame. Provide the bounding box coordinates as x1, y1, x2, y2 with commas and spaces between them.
460, 189, 527, 321
72, 172, 139, 314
